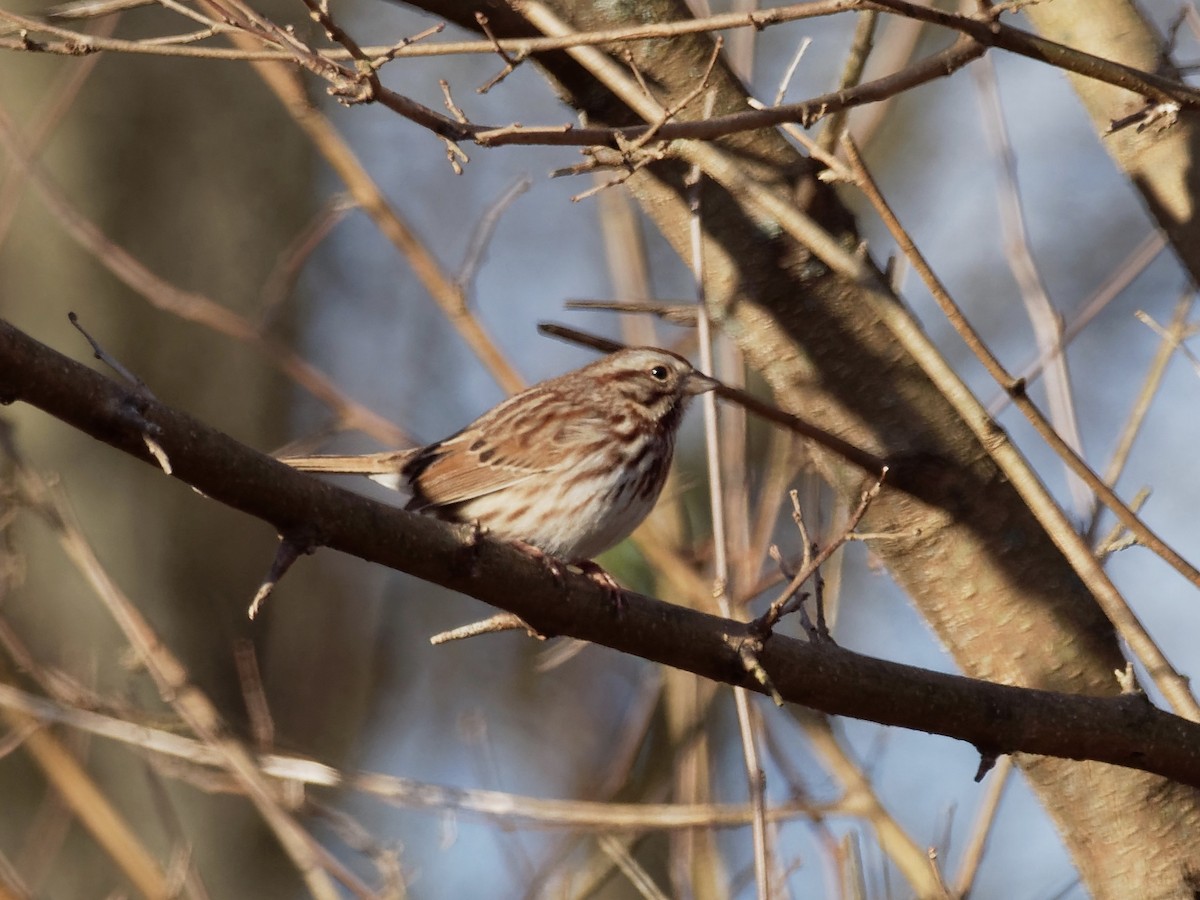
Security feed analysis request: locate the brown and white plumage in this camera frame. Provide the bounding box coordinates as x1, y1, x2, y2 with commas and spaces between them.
282, 348, 715, 561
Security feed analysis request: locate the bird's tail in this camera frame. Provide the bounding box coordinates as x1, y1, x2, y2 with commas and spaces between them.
279, 450, 416, 492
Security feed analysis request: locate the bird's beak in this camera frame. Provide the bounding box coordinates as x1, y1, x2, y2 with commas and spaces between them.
685, 371, 720, 396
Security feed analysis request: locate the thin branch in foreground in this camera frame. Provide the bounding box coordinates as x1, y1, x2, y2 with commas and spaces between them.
787, 708, 943, 896
232, 639, 274, 753
772, 34, 813, 107
599, 835, 670, 900
1136, 307, 1200, 377
0, 680, 171, 898
306, 801, 405, 898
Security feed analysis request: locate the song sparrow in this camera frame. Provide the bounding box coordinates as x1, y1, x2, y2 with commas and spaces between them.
282, 347, 716, 574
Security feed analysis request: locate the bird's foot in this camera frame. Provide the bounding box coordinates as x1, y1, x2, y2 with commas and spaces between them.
512, 539, 566, 585
571, 559, 626, 615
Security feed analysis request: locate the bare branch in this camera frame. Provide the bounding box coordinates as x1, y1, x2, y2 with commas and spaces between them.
5, 320, 1200, 788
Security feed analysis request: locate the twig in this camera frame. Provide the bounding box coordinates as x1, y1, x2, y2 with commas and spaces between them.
625, 38, 724, 153
772, 35, 812, 107
306, 801, 405, 899
526, 674, 663, 892
973, 54, 1090, 517
862, 0, 1200, 108
598, 835, 671, 900
0, 680, 858, 832
0, 11, 111, 251
795, 709, 945, 896
0, 692, 170, 898
1136, 307, 1200, 377
811, 553, 829, 640
687, 112, 774, 899
1094, 488, 1151, 561
247, 532, 315, 620
257, 195, 356, 331
455, 175, 532, 293
818, 9, 878, 153
474, 12, 522, 93
67, 311, 151, 397
1087, 294, 1195, 541
990, 231, 1167, 415
224, 35, 527, 395
754, 471, 886, 635
564, 300, 698, 325
68, 312, 172, 475
768, 546, 814, 635
232, 639, 274, 753
569, 152, 658, 202
926, 848, 952, 898
429, 612, 545, 644
6, 2, 847, 61
368, 22, 446, 71
951, 755, 1013, 897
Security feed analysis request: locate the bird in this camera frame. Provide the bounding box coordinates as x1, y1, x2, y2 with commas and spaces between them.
280, 347, 716, 583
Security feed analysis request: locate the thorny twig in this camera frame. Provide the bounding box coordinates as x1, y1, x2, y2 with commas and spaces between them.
247, 532, 317, 620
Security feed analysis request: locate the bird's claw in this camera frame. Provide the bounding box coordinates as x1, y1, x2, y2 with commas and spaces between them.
572, 559, 626, 615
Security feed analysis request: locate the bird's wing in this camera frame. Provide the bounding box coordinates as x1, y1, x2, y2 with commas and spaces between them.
404, 418, 578, 508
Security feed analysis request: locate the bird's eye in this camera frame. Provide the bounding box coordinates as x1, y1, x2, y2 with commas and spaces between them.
650, 365, 669, 381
